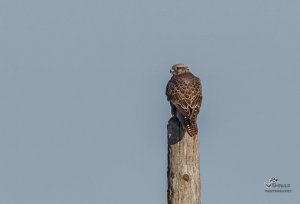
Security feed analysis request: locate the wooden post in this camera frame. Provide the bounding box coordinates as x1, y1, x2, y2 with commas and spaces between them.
167, 116, 201, 204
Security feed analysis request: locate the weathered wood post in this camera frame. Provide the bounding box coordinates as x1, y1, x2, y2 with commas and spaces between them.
166, 64, 201, 204
166, 117, 201, 204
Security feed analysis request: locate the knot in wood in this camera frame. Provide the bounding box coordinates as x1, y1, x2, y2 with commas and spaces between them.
183, 174, 190, 182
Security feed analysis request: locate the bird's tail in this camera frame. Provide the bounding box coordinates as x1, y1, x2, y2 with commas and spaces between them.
185, 120, 198, 137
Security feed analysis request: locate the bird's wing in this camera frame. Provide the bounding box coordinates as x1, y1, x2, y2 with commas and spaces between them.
167, 75, 202, 121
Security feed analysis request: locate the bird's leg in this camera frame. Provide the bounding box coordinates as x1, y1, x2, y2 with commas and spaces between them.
170, 102, 176, 116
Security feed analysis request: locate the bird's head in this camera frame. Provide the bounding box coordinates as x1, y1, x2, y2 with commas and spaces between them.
170, 64, 190, 76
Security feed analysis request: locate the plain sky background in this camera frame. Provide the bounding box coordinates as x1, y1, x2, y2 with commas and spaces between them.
0, 0, 299, 203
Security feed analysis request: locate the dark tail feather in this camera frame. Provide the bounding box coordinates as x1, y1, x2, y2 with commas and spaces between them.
185, 121, 198, 137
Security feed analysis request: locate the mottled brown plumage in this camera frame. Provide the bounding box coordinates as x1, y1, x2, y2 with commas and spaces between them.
166, 64, 202, 137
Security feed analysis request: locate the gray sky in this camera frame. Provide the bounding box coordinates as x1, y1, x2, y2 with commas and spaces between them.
0, 0, 299, 203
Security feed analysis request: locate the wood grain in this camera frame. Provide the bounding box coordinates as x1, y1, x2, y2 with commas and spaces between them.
167, 117, 201, 204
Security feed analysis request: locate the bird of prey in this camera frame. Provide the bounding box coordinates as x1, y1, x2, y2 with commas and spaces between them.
166, 64, 202, 137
